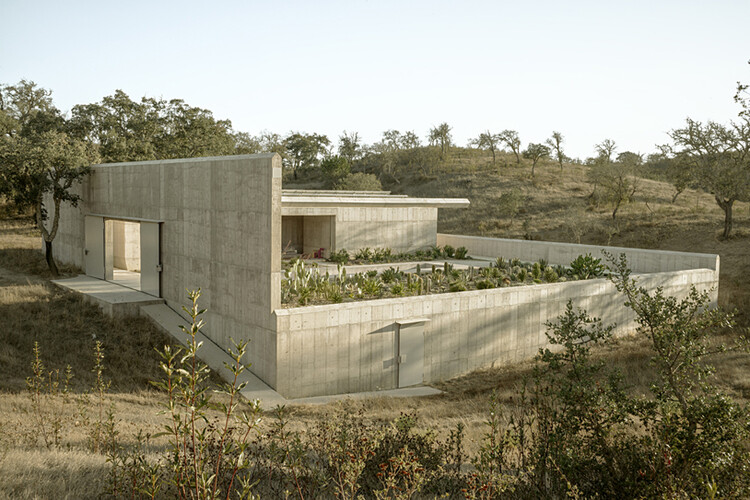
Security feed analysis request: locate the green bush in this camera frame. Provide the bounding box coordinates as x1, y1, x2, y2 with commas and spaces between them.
476, 279, 494, 290
569, 253, 606, 279
516, 254, 750, 498
454, 246, 469, 259
110, 290, 263, 499
321, 155, 350, 187
327, 249, 349, 264
354, 247, 372, 261
334, 172, 383, 191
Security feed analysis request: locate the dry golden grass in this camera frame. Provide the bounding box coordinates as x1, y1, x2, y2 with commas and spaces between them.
1, 449, 108, 499
0, 276, 176, 393
1, 156, 749, 497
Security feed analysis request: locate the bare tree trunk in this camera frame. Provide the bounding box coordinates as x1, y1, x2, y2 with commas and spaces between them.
717, 196, 734, 238
45, 240, 59, 277
612, 200, 621, 221
36, 198, 62, 278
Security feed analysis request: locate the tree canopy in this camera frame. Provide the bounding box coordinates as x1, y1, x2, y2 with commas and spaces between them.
500, 130, 521, 164
428, 123, 452, 159
669, 118, 750, 237
522, 142, 550, 178
586, 147, 641, 223
471, 131, 501, 164
0, 79, 56, 138
1, 81, 99, 275
546, 131, 566, 170
320, 155, 350, 187
283, 132, 331, 180
337, 131, 362, 166
68, 91, 237, 162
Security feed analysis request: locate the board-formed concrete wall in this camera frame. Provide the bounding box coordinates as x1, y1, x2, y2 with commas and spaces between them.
437, 234, 720, 281
273, 236, 719, 398
49, 154, 282, 387
274, 268, 717, 399
335, 206, 437, 253
302, 216, 334, 256
282, 206, 438, 254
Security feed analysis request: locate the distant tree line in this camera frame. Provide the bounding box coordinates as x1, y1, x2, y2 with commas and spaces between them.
2, 68, 749, 277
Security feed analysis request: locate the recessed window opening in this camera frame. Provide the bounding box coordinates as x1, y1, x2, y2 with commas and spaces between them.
281, 215, 334, 260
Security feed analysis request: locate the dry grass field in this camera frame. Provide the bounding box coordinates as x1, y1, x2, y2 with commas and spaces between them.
1, 156, 749, 498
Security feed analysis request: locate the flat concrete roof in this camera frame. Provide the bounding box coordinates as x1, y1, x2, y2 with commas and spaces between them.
90, 153, 278, 168
283, 189, 395, 197
281, 190, 470, 209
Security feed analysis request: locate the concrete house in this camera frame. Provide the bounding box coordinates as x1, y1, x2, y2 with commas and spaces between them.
51, 154, 720, 398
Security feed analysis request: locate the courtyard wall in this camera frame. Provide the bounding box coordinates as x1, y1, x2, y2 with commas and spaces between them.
273, 239, 719, 398
437, 234, 720, 281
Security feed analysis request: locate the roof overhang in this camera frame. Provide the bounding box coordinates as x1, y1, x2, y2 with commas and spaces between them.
281, 190, 470, 210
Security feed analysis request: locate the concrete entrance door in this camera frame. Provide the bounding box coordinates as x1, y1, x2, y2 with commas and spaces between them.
85, 216, 161, 297
84, 216, 105, 279
139, 222, 161, 297
396, 320, 427, 387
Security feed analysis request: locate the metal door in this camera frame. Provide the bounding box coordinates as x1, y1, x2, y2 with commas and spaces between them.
84, 216, 105, 279
140, 222, 161, 297
397, 321, 425, 387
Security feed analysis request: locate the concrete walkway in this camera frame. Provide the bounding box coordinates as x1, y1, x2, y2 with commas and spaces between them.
53, 275, 442, 407
52, 275, 164, 317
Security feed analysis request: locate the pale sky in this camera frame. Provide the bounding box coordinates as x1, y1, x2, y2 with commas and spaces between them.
2, 0, 748, 159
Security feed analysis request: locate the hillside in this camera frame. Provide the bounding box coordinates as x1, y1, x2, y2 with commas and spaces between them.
0, 151, 748, 497
287, 149, 750, 326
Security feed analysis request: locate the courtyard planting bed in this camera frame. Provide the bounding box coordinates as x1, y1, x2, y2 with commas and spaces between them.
281, 247, 609, 307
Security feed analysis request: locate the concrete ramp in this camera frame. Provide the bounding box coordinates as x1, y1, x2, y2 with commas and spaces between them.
140, 304, 288, 407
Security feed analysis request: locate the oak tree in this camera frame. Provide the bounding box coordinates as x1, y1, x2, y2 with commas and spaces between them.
1, 94, 98, 275
283, 132, 330, 179
522, 142, 550, 178
68, 91, 238, 162
471, 130, 501, 164
338, 131, 362, 166
587, 150, 641, 222
669, 118, 750, 238
428, 123, 452, 159
595, 138, 617, 162
500, 129, 522, 165
546, 131, 566, 170
321, 155, 350, 187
